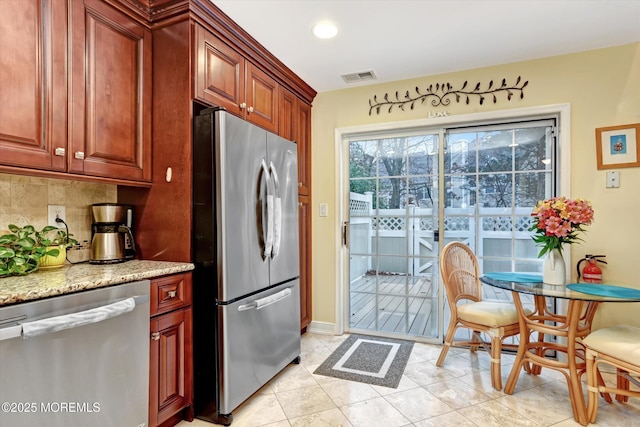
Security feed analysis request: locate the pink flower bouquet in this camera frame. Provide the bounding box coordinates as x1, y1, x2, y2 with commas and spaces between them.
530, 196, 594, 257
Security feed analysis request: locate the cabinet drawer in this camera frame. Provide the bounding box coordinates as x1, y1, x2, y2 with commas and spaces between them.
151, 273, 192, 316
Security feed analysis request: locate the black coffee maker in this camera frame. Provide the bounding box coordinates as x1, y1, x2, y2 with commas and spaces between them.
90, 203, 136, 264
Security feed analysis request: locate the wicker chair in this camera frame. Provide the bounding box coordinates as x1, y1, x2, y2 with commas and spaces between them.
584, 325, 640, 423
436, 241, 528, 391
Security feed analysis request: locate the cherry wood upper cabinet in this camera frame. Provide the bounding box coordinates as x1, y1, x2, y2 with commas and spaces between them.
279, 88, 298, 142
297, 101, 312, 195
69, 0, 151, 182
194, 26, 245, 118
195, 24, 278, 133
0, 0, 67, 171
279, 88, 310, 195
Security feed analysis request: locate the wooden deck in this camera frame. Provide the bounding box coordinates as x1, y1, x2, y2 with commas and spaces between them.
349, 273, 537, 339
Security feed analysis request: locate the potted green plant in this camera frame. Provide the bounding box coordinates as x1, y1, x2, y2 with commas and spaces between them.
0, 224, 77, 276
36, 226, 78, 269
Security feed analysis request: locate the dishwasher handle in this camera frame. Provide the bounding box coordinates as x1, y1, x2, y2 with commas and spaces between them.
0, 294, 149, 341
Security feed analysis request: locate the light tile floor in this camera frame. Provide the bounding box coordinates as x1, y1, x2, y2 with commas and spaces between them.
178, 333, 640, 427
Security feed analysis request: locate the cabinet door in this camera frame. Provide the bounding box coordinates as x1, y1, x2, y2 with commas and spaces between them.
194, 25, 245, 117
69, 0, 151, 181
149, 307, 193, 427
298, 195, 312, 330
297, 101, 312, 195
0, 0, 67, 171
278, 88, 298, 142
245, 63, 279, 133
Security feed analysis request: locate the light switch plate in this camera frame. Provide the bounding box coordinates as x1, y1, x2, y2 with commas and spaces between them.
606, 171, 620, 188
319, 203, 328, 217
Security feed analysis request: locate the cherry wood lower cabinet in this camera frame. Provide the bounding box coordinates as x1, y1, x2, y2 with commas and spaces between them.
149, 273, 193, 427
298, 195, 312, 330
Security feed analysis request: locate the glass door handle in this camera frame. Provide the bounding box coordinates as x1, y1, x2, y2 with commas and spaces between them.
342, 221, 349, 247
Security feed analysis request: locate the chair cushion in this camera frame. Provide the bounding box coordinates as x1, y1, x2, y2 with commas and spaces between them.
457, 301, 522, 327
583, 325, 640, 366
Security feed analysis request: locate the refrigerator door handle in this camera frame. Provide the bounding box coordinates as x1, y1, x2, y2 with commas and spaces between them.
261, 159, 274, 259
237, 287, 292, 311
269, 161, 282, 258
269, 161, 280, 197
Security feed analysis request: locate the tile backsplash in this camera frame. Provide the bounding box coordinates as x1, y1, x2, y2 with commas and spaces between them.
0, 173, 117, 243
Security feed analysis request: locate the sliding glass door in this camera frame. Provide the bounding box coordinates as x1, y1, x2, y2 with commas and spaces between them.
344, 118, 558, 341
347, 132, 441, 338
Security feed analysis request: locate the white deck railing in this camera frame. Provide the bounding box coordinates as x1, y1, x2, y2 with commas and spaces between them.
349, 192, 537, 280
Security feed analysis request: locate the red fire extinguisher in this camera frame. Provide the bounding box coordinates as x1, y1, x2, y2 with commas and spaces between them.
576, 255, 607, 283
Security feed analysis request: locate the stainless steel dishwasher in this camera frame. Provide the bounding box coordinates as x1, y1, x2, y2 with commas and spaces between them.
0, 280, 150, 427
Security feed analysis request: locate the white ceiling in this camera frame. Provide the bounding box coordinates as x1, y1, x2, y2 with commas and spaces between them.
212, 0, 640, 93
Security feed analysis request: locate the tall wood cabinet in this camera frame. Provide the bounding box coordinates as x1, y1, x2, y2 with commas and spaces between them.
279, 88, 313, 330
0, 0, 152, 185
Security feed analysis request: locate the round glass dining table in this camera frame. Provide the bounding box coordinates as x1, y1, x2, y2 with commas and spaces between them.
480, 273, 640, 426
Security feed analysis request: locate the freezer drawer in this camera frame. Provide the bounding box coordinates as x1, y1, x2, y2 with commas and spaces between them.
218, 280, 300, 414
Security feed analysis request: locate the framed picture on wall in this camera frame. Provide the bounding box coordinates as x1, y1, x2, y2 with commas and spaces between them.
595, 123, 640, 169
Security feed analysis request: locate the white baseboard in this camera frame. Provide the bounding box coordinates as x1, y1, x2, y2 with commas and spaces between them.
307, 320, 336, 335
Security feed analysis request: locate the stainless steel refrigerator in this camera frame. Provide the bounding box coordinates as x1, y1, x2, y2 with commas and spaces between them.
192, 108, 301, 425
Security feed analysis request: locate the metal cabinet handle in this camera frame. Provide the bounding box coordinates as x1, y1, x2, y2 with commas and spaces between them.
151, 332, 160, 341
54, 147, 65, 156
298, 182, 302, 187
74, 151, 85, 159
167, 290, 177, 298
239, 102, 246, 110
247, 106, 254, 113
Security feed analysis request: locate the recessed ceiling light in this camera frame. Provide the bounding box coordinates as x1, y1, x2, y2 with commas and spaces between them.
312, 21, 338, 39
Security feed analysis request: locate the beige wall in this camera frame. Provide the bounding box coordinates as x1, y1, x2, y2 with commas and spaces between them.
311, 43, 640, 330
0, 174, 117, 245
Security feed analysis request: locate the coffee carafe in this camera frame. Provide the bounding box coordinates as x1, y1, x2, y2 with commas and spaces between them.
90, 203, 136, 264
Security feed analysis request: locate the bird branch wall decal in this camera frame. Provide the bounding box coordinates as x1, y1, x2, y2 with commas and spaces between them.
369, 77, 529, 115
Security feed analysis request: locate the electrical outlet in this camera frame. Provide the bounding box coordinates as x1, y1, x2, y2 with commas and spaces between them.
48, 205, 66, 228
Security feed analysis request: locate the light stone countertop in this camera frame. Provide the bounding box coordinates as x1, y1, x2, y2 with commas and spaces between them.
0, 260, 194, 306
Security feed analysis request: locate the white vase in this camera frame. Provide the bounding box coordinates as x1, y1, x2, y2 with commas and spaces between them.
542, 248, 566, 285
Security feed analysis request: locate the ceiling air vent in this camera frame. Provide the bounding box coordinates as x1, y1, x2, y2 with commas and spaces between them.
341, 70, 377, 83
